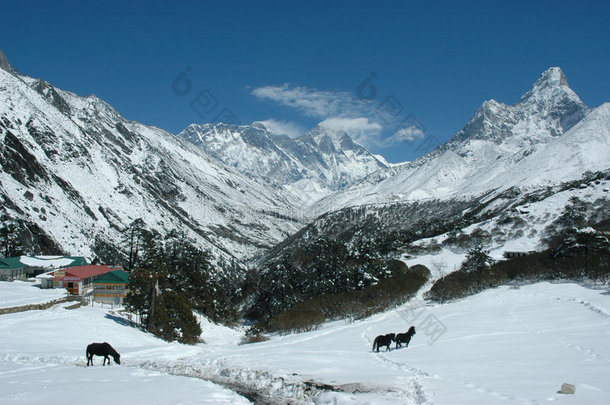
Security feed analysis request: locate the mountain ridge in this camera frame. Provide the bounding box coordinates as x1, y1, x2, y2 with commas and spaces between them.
312, 67, 608, 212
1, 54, 608, 266
0, 63, 304, 262
178, 122, 387, 202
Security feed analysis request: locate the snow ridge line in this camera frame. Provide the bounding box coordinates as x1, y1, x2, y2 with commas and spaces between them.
1, 351, 413, 404
135, 359, 312, 404
0, 352, 312, 404
0, 352, 83, 367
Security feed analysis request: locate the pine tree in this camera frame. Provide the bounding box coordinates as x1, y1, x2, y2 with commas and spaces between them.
124, 228, 165, 329
0, 218, 25, 257
560, 197, 588, 230
122, 218, 146, 270
461, 245, 494, 273
149, 291, 201, 344
125, 228, 237, 341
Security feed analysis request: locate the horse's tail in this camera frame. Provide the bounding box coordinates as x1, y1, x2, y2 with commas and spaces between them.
85, 344, 91, 366
372, 337, 377, 351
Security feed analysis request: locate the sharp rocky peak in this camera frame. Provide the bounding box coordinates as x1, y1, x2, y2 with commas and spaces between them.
519, 67, 582, 105
0, 49, 18, 75
447, 67, 589, 146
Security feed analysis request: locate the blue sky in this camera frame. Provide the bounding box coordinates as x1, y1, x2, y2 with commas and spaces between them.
1, 0, 608, 162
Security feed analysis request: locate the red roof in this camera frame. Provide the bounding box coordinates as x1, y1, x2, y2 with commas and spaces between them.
58, 265, 122, 280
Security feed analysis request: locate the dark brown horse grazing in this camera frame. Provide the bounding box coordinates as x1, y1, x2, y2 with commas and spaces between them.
395, 326, 416, 349
86, 342, 121, 366
372, 333, 395, 352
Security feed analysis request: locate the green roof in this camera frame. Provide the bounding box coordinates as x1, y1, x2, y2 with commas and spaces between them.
0, 257, 26, 270
0, 256, 87, 269
93, 269, 129, 284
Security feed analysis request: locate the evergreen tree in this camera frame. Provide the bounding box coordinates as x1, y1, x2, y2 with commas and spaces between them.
149, 291, 202, 344
0, 217, 25, 257
248, 236, 395, 324
122, 218, 146, 270
560, 197, 588, 230
461, 245, 494, 273
125, 228, 236, 341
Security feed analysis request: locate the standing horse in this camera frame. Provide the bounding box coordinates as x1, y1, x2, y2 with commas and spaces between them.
395, 326, 416, 349
86, 342, 121, 366
372, 333, 395, 352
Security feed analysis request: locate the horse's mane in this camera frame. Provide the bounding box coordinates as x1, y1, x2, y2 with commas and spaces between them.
105, 342, 119, 356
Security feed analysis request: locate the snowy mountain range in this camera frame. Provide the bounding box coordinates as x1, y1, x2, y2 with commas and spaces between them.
0, 47, 608, 264
178, 122, 386, 204
0, 52, 306, 261
313, 67, 609, 212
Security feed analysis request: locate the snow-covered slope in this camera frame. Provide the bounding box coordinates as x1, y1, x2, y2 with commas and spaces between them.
178, 122, 387, 203
315, 67, 609, 211
0, 59, 303, 261
2, 280, 609, 404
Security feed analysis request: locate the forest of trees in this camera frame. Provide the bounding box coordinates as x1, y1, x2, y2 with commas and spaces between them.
122, 220, 238, 344
244, 236, 429, 329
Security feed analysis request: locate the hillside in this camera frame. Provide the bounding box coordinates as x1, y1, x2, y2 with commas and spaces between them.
0, 57, 304, 262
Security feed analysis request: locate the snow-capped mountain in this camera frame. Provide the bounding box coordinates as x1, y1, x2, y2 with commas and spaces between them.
0, 53, 304, 261
315, 67, 609, 211
2, 51, 607, 266
178, 122, 386, 204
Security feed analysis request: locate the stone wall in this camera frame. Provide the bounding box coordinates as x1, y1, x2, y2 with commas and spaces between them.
0, 295, 85, 315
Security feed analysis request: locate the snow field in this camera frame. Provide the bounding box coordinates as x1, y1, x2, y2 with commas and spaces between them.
0, 281, 67, 309
1, 280, 609, 404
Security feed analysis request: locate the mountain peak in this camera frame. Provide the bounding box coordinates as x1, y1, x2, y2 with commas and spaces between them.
0, 49, 18, 75
537, 67, 569, 87
178, 122, 386, 191
520, 67, 576, 103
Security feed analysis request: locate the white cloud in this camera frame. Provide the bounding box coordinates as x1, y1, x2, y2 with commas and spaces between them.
251, 83, 428, 152
255, 119, 305, 138
251, 84, 366, 119
386, 125, 426, 144
318, 117, 383, 148
317, 117, 426, 150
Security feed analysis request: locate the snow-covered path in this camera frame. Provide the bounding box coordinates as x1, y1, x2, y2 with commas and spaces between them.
1, 281, 609, 404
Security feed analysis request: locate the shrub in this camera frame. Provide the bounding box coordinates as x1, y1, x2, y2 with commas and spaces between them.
267, 264, 430, 334
426, 231, 610, 303
239, 326, 271, 345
